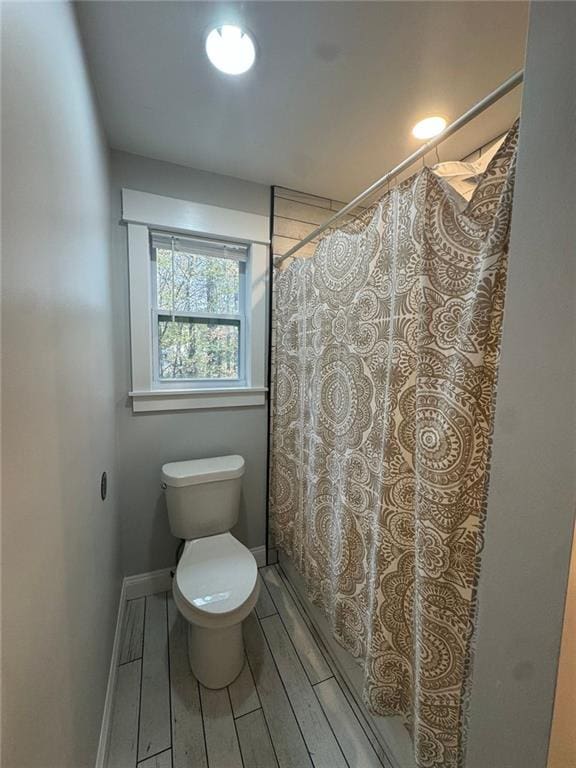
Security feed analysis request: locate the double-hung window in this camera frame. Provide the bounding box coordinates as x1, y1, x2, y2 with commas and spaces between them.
122, 188, 269, 412
151, 232, 248, 386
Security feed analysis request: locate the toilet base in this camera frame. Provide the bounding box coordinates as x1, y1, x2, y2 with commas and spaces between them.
187, 620, 245, 689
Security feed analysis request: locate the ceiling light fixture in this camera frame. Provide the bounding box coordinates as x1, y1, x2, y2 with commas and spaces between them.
205, 24, 256, 75
412, 116, 447, 140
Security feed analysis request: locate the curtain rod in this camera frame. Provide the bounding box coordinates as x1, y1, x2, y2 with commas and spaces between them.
274, 68, 524, 267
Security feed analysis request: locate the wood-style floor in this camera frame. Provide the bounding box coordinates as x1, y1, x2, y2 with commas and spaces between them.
107, 564, 390, 768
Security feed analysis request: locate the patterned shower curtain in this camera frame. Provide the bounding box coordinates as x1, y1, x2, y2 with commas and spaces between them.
270, 123, 519, 768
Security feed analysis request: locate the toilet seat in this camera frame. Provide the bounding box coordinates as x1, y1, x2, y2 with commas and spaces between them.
173, 533, 259, 629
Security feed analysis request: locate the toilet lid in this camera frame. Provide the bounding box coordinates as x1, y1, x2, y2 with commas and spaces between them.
175, 533, 258, 616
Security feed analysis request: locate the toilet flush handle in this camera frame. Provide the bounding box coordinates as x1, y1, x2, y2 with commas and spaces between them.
161, 481, 167, 490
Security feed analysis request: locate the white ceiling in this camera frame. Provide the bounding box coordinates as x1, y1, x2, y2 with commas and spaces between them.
77, 1, 528, 201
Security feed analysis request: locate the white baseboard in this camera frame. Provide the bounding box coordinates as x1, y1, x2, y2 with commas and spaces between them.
94, 579, 127, 768
124, 567, 173, 599
251, 545, 267, 567
95, 542, 268, 767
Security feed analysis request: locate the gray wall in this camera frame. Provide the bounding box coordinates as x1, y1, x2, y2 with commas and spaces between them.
466, 4, 576, 767
109, 150, 271, 575
1, 4, 121, 767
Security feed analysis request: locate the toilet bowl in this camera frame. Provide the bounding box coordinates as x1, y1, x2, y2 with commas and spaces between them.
162, 455, 259, 689
172, 533, 259, 688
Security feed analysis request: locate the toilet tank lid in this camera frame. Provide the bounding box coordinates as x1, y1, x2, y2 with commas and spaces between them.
162, 455, 245, 487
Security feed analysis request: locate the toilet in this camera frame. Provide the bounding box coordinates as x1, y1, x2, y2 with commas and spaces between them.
161, 455, 259, 689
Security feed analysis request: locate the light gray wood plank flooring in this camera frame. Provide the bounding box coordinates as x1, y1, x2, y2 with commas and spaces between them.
108, 659, 141, 768
228, 656, 260, 718
137, 748, 172, 768
244, 612, 313, 768
167, 595, 207, 768
236, 708, 279, 768
315, 678, 384, 768
261, 565, 332, 684
261, 614, 347, 768
138, 593, 171, 762
254, 573, 276, 618
200, 686, 243, 768
120, 598, 145, 664
106, 566, 388, 768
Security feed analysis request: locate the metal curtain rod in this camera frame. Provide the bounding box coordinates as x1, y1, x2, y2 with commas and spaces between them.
275, 68, 524, 267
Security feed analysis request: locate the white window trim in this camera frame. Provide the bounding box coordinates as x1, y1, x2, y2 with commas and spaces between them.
122, 189, 269, 412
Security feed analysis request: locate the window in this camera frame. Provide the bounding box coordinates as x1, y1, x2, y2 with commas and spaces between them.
122, 189, 269, 412
151, 233, 248, 386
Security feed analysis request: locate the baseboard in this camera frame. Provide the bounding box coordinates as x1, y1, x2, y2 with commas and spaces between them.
251, 544, 267, 567
124, 567, 173, 599
94, 578, 127, 768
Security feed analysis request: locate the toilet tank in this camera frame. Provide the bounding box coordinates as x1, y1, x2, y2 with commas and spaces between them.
162, 455, 245, 540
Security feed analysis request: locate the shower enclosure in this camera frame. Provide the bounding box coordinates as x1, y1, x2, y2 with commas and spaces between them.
269, 117, 519, 768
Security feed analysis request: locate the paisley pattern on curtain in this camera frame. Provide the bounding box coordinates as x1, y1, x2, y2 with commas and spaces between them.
270, 123, 518, 768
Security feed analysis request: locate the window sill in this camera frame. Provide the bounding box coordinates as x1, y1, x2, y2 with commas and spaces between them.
129, 386, 268, 413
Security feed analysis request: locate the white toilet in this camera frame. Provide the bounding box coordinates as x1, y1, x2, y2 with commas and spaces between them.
161, 455, 259, 689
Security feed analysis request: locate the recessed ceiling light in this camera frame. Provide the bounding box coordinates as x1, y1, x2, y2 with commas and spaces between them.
412, 116, 447, 140
205, 25, 256, 76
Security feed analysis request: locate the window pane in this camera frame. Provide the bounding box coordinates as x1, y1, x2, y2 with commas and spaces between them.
155, 248, 240, 314
158, 317, 240, 380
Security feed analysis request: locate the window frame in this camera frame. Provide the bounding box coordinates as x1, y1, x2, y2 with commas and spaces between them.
150, 233, 248, 388
122, 189, 269, 412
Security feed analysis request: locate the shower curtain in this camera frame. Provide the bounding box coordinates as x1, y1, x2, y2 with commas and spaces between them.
270, 123, 519, 768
